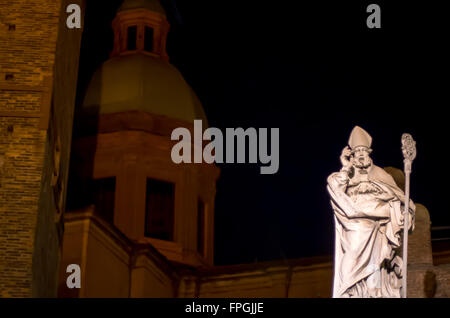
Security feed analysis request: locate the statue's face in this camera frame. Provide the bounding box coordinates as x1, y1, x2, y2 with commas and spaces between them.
352, 146, 372, 169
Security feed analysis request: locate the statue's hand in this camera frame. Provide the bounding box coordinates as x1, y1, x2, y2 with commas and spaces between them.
340, 146, 353, 169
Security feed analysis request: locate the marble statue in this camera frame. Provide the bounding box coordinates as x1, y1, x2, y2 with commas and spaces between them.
327, 126, 415, 298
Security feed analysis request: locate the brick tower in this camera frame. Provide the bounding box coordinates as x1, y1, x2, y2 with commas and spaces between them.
0, 0, 84, 297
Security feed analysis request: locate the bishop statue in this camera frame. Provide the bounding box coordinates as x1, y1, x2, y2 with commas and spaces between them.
327, 126, 415, 298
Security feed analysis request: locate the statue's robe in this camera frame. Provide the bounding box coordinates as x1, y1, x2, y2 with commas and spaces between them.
327, 164, 415, 298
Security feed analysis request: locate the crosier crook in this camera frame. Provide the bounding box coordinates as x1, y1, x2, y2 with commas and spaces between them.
401, 133, 417, 298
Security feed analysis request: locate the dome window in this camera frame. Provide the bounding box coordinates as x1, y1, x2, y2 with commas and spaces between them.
144, 26, 154, 52
110, 2, 170, 61
92, 177, 116, 224
127, 25, 137, 50
197, 199, 206, 256
144, 178, 175, 241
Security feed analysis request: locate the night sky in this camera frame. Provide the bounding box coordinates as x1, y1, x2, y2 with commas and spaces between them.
74, 0, 449, 265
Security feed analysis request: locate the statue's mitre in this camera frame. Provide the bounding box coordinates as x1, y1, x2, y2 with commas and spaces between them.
348, 126, 372, 149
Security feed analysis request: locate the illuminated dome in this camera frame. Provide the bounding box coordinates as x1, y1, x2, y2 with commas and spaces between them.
81, 0, 207, 123
82, 54, 207, 122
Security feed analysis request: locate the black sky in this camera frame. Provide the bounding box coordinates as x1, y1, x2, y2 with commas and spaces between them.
74, 0, 449, 265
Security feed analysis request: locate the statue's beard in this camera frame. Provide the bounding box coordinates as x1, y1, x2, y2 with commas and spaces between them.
353, 157, 372, 169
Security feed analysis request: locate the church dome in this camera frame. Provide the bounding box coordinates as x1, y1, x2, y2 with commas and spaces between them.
81, 0, 207, 124
82, 54, 207, 123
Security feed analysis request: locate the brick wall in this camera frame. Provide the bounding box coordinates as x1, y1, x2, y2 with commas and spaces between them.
31, 0, 84, 297
434, 264, 450, 297
0, 117, 45, 297
0, 0, 84, 297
